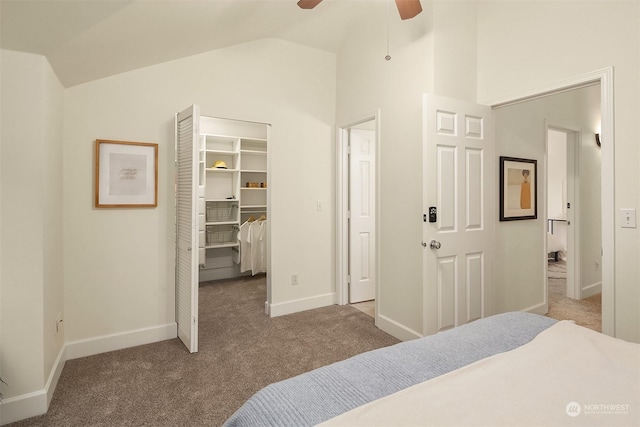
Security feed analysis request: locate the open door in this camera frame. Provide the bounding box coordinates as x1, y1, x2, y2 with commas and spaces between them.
423, 94, 494, 336
175, 105, 200, 353
349, 128, 376, 303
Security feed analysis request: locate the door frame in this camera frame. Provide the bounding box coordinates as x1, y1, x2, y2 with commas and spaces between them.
336, 112, 381, 311
490, 67, 614, 336
544, 125, 582, 300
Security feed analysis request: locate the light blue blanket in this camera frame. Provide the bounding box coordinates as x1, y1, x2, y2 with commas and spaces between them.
223, 312, 556, 427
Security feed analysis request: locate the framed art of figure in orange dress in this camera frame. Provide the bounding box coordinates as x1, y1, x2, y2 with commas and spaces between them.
500, 156, 537, 221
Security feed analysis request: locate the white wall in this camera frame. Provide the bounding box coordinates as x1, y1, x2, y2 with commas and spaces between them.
432, 0, 477, 101
478, 0, 639, 342
578, 87, 603, 294
63, 38, 336, 343
335, 0, 479, 339
42, 48, 66, 394
336, 1, 433, 338
547, 129, 567, 221
0, 49, 64, 413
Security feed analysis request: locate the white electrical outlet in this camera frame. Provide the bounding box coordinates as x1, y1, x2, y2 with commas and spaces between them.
292, 274, 299, 286
56, 312, 63, 334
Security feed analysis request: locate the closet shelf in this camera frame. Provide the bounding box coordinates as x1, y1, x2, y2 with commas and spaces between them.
241, 150, 267, 155
241, 187, 267, 190
205, 220, 239, 226
241, 169, 267, 173
206, 149, 239, 155
205, 242, 239, 249
206, 168, 239, 172
206, 198, 238, 202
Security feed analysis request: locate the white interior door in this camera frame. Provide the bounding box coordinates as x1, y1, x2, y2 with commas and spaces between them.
423, 94, 494, 336
176, 105, 199, 353
565, 131, 578, 299
546, 127, 579, 300
349, 128, 376, 303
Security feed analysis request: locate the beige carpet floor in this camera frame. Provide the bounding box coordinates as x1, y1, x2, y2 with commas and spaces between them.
10, 275, 399, 427
9, 268, 602, 426
546, 260, 602, 332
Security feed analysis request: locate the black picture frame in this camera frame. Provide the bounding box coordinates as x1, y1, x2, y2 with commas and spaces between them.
499, 156, 537, 221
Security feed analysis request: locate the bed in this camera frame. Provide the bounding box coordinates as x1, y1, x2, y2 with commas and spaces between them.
223, 312, 639, 427
547, 231, 565, 261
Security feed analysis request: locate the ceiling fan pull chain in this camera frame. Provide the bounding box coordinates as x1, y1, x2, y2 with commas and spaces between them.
385, 0, 392, 61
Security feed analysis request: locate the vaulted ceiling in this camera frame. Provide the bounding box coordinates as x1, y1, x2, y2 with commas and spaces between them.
1, 0, 392, 87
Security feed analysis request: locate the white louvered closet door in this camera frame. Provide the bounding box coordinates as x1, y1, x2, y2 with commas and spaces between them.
176, 105, 200, 353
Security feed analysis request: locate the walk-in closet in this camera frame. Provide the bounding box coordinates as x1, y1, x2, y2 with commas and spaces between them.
175, 105, 269, 353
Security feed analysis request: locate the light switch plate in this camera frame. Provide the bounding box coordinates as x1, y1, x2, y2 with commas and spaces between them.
620, 208, 637, 228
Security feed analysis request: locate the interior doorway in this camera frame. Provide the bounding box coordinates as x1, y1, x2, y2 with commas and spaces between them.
546, 127, 577, 298
337, 115, 379, 319
175, 106, 271, 353
545, 121, 602, 331
491, 68, 611, 334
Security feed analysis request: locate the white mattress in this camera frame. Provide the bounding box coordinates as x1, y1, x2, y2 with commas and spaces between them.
320, 321, 640, 426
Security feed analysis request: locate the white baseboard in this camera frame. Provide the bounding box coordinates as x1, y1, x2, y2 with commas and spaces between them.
0, 346, 65, 426
522, 301, 548, 315
46, 346, 66, 407
65, 323, 177, 360
0, 389, 47, 426
376, 313, 422, 342
268, 293, 334, 317
582, 281, 602, 299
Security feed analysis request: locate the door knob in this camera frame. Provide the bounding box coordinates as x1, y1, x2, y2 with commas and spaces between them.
430, 240, 441, 249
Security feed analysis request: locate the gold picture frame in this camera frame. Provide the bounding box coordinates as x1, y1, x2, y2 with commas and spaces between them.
95, 139, 158, 208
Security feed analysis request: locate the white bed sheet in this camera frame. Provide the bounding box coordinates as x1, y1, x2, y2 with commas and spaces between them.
548, 231, 565, 253
320, 321, 640, 426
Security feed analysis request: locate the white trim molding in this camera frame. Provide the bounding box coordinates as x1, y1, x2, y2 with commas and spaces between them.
376, 313, 422, 342
582, 281, 602, 299
522, 301, 548, 316
0, 389, 47, 426
0, 347, 65, 426
268, 293, 335, 317
65, 323, 177, 360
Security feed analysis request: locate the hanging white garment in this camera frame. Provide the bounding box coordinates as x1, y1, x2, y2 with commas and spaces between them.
249, 219, 267, 275
257, 220, 267, 273
238, 220, 252, 273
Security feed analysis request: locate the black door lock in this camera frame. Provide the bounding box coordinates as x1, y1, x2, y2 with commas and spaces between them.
428, 207, 437, 223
